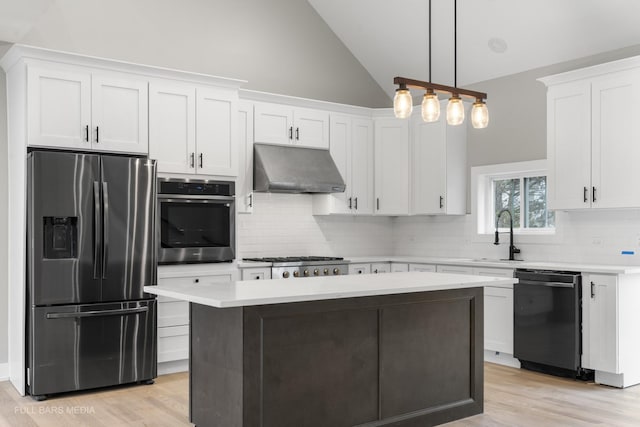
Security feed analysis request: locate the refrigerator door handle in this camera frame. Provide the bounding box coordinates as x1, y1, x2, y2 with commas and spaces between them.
46, 306, 149, 319
93, 181, 101, 280
102, 182, 110, 279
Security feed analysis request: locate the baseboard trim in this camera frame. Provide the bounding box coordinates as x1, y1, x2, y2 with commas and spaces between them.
158, 359, 188, 376
0, 363, 9, 381
484, 350, 521, 369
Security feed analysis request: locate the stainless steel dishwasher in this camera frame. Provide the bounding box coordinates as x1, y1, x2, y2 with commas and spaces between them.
514, 269, 592, 379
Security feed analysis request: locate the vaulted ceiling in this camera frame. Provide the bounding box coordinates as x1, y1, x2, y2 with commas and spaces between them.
308, 0, 640, 98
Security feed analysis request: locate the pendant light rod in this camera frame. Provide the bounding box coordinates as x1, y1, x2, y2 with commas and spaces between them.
393, 76, 487, 101
454, 0, 457, 88
428, 0, 432, 83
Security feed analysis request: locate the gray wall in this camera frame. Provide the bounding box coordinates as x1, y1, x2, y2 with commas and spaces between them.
17, 0, 391, 107
467, 44, 640, 167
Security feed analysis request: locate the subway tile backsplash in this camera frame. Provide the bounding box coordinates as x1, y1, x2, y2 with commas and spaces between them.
238, 193, 640, 266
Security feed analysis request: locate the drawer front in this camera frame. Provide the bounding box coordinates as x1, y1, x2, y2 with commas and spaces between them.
158, 326, 189, 363
371, 262, 390, 274
158, 300, 189, 327
391, 263, 409, 273
349, 263, 371, 275
472, 267, 514, 279
409, 264, 436, 273
436, 265, 474, 275
242, 267, 272, 280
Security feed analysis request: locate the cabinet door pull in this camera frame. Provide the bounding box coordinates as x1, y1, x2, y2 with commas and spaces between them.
376, 198, 380, 211
95, 126, 99, 143
592, 186, 597, 203
354, 197, 358, 210
439, 195, 444, 209
348, 197, 352, 209
590, 281, 595, 298
289, 126, 293, 140
583, 186, 588, 203
249, 193, 253, 208
295, 127, 299, 140
190, 153, 195, 168
199, 153, 203, 168
85, 125, 89, 142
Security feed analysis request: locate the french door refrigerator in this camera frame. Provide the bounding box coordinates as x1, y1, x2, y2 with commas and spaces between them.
27, 150, 157, 399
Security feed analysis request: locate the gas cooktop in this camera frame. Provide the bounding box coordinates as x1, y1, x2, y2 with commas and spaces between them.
243, 256, 344, 264
242, 256, 349, 278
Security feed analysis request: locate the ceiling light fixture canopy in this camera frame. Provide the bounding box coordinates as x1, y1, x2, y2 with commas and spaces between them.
392, 0, 489, 128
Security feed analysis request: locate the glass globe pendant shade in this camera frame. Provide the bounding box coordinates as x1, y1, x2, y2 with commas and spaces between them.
471, 100, 489, 129
393, 88, 413, 119
421, 91, 440, 122
446, 95, 464, 126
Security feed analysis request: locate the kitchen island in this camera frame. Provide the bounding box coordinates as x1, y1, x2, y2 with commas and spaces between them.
145, 272, 516, 427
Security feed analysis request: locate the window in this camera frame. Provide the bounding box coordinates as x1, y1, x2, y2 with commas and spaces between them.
472, 160, 555, 235
493, 176, 555, 230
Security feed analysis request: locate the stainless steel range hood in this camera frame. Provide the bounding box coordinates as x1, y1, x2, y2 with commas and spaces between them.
253, 143, 346, 193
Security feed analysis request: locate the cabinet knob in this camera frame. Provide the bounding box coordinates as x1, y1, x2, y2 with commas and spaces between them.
194, 278, 199, 283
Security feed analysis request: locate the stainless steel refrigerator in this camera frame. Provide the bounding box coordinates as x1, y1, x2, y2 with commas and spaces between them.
27, 150, 157, 399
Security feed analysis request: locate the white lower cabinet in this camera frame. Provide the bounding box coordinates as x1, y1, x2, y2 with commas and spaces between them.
157, 268, 238, 373
241, 267, 272, 280
409, 263, 437, 272
391, 263, 409, 272
349, 263, 371, 275
371, 262, 390, 274
483, 286, 514, 354
581, 274, 618, 374
436, 265, 474, 275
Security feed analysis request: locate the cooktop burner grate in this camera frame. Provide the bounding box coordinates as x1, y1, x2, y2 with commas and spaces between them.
243, 256, 344, 263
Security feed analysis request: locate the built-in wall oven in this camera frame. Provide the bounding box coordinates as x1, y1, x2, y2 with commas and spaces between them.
157, 178, 235, 264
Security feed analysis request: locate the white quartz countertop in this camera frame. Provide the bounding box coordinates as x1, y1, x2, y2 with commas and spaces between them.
144, 271, 515, 308
345, 256, 640, 275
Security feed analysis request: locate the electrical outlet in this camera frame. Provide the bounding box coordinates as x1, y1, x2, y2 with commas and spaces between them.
592, 237, 603, 246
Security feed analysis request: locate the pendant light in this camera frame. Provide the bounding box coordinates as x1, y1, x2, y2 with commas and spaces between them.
393, 83, 413, 119
392, 0, 489, 128
471, 98, 489, 128
447, 94, 465, 126
421, 0, 440, 122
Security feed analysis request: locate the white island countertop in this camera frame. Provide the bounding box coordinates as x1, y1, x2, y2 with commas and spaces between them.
144, 271, 516, 308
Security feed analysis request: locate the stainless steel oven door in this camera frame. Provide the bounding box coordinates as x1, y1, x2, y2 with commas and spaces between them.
157, 195, 235, 264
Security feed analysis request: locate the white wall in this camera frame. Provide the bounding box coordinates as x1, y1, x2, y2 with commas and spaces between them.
238, 193, 393, 258
0, 65, 7, 366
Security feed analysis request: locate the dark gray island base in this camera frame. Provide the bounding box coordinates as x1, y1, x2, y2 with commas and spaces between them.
189, 287, 484, 427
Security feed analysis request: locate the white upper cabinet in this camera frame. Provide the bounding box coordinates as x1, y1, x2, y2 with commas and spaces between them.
27, 66, 91, 150
411, 108, 467, 215
543, 63, 640, 210
149, 82, 196, 173
237, 100, 254, 214
374, 116, 409, 215
27, 65, 148, 154
149, 81, 238, 177
313, 115, 374, 215
591, 70, 640, 209
254, 102, 329, 149
546, 80, 591, 210
195, 87, 238, 176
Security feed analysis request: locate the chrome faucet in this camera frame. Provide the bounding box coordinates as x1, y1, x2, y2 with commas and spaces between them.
494, 209, 521, 261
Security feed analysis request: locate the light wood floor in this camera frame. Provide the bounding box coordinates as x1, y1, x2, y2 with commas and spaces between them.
2, 363, 640, 426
